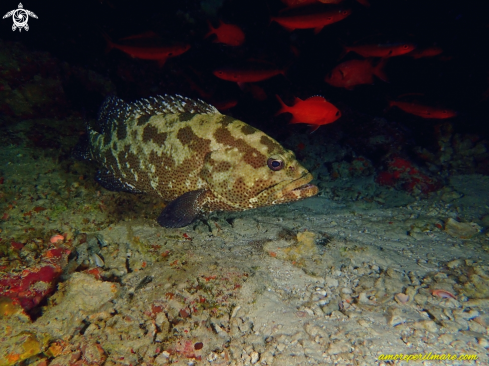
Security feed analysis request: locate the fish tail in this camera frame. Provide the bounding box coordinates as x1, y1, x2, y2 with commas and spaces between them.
274, 94, 289, 116
373, 58, 389, 82
205, 20, 215, 38
101, 32, 114, 53
337, 45, 349, 61
382, 100, 395, 114
278, 68, 290, 83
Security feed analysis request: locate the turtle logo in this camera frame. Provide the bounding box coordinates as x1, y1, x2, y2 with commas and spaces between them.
3, 3, 38, 32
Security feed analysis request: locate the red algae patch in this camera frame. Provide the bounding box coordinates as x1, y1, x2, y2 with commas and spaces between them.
0, 247, 70, 312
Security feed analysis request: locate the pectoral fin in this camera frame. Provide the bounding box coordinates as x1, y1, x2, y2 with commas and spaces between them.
157, 189, 207, 228
95, 168, 144, 194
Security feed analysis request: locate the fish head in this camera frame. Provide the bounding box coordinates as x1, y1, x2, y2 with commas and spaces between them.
213, 69, 239, 82
324, 68, 345, 86
330, 105, 342, 121
394, 43, 417, 56
201, 121, 318, 210
337, 8, 352, 18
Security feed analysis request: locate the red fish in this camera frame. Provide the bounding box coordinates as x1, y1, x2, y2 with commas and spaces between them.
206, 20, 245, 46
281, 0, 319, 8
354, 0, 371, 7
325, 59, 388, 90
272, 7, 351, 34
118, 30, 160, 41
388, 101, 457, 119
318, 0, 345, 3
275, 95, 341, 132
103, 33, 190, 67
407, 46, 443, 59
281, 0, 364, 9
213, 99, 238, 111
343, 42, 416, 58
213, 64, 285, 85
321, 0, 369, 6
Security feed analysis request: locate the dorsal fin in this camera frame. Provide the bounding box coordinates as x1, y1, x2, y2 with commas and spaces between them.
97, 95, 133, 134
306, 96, 327, 102
130, 94, 220, 117
97, 95, 220, 133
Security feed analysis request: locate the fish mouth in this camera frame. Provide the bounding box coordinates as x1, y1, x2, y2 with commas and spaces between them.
268, 172, 318, 204
292, 183, 316, 192
283, 173, 318, 194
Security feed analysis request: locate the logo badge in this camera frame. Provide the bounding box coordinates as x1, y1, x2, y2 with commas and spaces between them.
3, 3, 38, 32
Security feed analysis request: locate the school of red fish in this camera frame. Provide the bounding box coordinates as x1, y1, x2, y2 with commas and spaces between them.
102, 0, 462, 133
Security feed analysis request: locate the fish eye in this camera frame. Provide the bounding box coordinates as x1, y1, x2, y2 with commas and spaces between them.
402, 44, 409, 49
267, 158, 284, 171
168, 52, 173, 56
335, 110, 340, 117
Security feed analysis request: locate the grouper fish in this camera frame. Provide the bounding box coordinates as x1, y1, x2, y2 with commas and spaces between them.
75, 95, 318, 228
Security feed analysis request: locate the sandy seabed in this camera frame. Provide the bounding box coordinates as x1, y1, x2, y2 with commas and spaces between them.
1, 141, 489, 366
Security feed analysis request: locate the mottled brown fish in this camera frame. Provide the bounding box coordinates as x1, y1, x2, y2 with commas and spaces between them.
75, 95, 318, 228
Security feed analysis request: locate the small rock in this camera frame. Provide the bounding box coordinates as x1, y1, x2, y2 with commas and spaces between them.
325, 277, 339, 288
441, 320, 463, 332
465, 299, 489, 307
357, 319, 369, 327
413, 320, 439, 333
327, 340, 351, 355
155, 351, 170, 365
438, 334, 454, 344
250, 351, 259, 364
468, 320, 487, 333
414, 294, 428, 305
387, 308, 406, 326
478, 338, 489, 348
358, 292, 376, 305
446, 259, 463, 269
207, 352, 218, 362
444, 218, 482, 239
441, 190, 462, 202
394, 293, 409, 305
329, 310, 348, 320
386, 268, 401, 280
82, 342, 106, 364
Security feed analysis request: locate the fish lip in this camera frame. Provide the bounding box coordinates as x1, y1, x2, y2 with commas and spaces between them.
282, 174, 318, 197
283, 172, 315, 192
261, 172, 318, 204
291, 182, 316, 192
